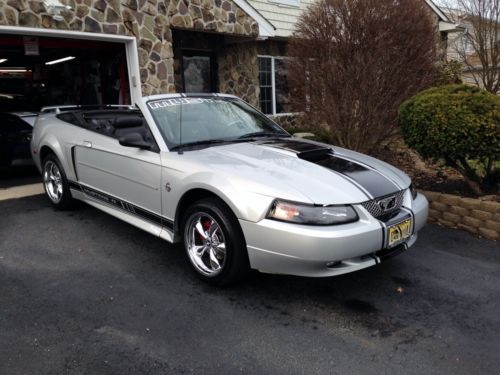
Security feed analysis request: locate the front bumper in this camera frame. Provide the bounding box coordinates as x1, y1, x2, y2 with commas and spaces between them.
240, 193, 428, 277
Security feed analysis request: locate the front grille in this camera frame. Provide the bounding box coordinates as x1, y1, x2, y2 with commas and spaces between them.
361, 189, 407, 219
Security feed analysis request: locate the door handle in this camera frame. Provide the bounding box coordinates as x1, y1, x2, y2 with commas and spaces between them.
82, 141, 92, 148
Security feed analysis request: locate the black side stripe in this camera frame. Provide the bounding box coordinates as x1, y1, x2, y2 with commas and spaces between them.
68, 180, 81, 190
68, 181, 174, 230
297, 151, 399, 198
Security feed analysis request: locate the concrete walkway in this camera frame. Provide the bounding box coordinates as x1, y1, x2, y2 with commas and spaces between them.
0, 183, 44, 201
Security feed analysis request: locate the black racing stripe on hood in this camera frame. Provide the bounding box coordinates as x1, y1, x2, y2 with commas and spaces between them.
258, 138, 400, 198
299, 152, 399, 198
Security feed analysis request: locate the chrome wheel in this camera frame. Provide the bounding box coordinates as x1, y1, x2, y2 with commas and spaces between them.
185, 213, 226, 276
43, 160, 63, 203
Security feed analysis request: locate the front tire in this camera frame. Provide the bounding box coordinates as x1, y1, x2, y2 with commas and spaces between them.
182, 198, 250, 286
42, 154, 75, 210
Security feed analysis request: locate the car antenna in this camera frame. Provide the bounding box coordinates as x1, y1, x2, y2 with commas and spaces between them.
178, 96, 184, 155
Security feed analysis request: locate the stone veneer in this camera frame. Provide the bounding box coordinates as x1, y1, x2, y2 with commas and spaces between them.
217, 42, 259, 107
422, 190, 500, 241
0, 0, 259, 98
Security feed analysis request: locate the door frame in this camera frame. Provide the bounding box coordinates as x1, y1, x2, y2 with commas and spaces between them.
0, 26, 142, 105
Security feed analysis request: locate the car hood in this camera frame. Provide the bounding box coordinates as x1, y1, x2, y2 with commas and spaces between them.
176, 138, 411, 205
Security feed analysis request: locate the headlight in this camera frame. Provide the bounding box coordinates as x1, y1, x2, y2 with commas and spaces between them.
409, 183, 418, 200
267, 200, 358, 225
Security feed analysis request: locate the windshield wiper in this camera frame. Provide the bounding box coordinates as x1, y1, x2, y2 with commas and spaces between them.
171, 138, 253, 151
171, 139, 229, 151
238, 131, 290, 139
172, 132, 290, 152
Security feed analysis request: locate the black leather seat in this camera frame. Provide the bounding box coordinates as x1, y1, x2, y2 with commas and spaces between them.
89, 119, 114, 136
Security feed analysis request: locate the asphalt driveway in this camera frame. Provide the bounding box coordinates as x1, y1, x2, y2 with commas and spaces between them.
0, 166, 41, 189
0, 195, 499, 374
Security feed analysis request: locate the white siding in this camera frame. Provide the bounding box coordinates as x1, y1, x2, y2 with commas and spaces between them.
248, 0, 447, 39
247, 0, 315, 38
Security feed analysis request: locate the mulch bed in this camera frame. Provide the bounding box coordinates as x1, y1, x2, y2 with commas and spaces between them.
375, 145, 498, 200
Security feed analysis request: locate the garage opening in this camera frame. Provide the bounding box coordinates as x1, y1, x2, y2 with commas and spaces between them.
0, 35, 131, 112
0, 32, 140, 189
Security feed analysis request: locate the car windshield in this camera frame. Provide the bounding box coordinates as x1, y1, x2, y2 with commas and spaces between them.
147, 96, 289, 149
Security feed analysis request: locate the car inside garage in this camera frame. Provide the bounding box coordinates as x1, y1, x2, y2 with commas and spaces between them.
0, 34, 131, 112
0, 33, 133, 188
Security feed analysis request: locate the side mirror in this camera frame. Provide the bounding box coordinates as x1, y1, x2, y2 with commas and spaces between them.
118, 132, 151, 150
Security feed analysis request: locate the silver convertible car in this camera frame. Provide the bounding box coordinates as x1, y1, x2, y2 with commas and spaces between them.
31, 94, 428, 285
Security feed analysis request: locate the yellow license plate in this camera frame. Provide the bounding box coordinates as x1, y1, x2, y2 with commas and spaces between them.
388, 219, 412, 247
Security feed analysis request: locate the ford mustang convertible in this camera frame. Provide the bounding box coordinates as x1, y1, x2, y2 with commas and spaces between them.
31, 94, 428, 285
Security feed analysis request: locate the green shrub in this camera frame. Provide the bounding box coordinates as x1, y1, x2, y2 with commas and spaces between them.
399, 84, 499, 194
434, 60, 462, 86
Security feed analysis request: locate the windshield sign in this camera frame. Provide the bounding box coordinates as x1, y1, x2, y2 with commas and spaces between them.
148, 97, 221, 109
147, 97, 289, 150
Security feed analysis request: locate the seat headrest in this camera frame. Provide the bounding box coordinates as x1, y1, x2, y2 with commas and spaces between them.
113, 115, 143, 128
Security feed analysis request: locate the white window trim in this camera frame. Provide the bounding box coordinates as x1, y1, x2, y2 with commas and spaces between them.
271, 57, 276, 115
258, 54, 297, 116
0, 25, 142, 104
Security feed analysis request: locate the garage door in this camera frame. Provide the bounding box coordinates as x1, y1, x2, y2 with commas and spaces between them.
0, 35, 131, 113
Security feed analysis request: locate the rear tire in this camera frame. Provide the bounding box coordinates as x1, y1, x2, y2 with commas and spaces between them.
181, 197, 250, 286
42, 154, 75, 210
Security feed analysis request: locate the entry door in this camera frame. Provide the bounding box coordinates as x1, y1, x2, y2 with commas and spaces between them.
74, 131, 162, 216
182, 51, 216, 93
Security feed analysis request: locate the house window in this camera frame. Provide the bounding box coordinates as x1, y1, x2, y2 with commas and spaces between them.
258, 56, 291, 115
258, 57, 273, 114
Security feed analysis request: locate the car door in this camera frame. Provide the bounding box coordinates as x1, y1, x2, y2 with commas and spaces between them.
73, 113, 162, 217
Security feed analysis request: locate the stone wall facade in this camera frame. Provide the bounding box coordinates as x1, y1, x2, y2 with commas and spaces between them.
218, 42, 259, 107
422, 191, 500, 241
0, 0, 260, 100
